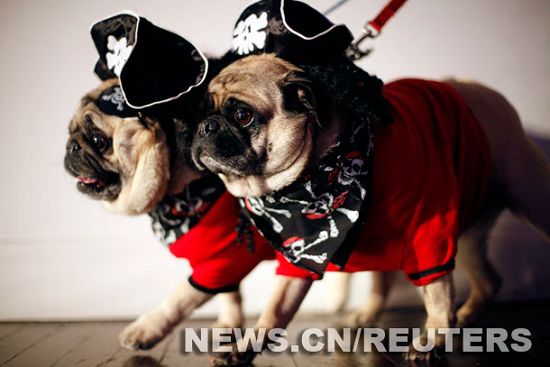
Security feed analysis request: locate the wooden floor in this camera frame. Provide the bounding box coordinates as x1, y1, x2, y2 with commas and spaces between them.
0, 301, 549, 367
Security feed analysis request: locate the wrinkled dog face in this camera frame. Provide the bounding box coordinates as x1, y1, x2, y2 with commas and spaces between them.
64, 79, 170, 215
192, 54, 317, 197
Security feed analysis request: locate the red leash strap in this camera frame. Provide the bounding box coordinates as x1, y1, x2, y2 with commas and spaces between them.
346, 0, 407, 60
367, 0, 407, 35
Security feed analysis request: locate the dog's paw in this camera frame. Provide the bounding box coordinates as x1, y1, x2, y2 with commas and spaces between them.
404, 346, 445, 365
119, 311, 170, 350
210, 336, 262, 367
210, 349, 257, 367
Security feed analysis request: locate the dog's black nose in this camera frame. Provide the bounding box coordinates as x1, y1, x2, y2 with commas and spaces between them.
68, 139, 81, 154
200, 119, 220, 137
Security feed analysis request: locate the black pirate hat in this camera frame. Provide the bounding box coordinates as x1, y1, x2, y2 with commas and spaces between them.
230, 0, 353, 64
91, 11, 208, 109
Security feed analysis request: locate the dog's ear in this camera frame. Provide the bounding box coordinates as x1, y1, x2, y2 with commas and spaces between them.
281, 71, 317, 119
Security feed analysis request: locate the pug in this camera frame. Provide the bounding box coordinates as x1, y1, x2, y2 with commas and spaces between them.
193, 53, 550, 362
64, 79, 270, 351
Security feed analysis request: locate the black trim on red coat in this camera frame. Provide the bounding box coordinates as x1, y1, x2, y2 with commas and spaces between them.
188, 276, 240, 294
407, 259, 456, 281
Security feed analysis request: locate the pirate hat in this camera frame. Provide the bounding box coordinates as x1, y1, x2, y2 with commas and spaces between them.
91, 11, 208, 109
230, 0, 353, 64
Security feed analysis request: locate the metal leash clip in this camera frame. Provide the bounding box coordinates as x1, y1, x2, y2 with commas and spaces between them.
346, 24, 379, 61
345, 0, 407, 61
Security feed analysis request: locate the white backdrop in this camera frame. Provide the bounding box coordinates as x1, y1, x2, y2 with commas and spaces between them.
0, 0, 549, 320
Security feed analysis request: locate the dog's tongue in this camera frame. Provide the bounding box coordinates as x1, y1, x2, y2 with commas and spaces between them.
77, 176, 98, 184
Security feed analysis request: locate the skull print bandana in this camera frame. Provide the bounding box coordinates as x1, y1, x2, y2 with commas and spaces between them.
150, 175, 226, 246
241, 126, 373, 275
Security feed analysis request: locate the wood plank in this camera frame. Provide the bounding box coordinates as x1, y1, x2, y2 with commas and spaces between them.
156, 324, 208, 367
0, 303, 547, 367
163, 321, 298, 367
0, 325, 24, 341
3, 324, 90, 367
49, 323, 123, 367
0, 324, 63, 365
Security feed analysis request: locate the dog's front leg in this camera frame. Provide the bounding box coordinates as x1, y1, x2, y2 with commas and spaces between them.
406, 273, 456, 362
211, 276, 313, 366
120, 281, 213, 350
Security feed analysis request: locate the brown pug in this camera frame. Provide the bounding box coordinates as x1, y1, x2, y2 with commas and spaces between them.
192, 55, 320, 198
64, 79, 247, 350
64, 78, 190, 215
193, 53, 550, 362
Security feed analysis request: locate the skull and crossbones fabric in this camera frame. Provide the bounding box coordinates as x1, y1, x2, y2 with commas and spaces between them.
96, 85, 137, 118
240, 116, 373, 275
149, 175, 226, 246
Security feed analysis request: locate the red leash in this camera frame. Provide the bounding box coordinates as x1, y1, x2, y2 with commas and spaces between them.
346, 0, 407, 60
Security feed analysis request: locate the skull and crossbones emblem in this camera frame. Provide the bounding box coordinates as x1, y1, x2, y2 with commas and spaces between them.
244, 197, 291, 233
151, 193, 208, 245
337, 151, 367, 198
279, 182, 359, 238
282, 231, 329, 264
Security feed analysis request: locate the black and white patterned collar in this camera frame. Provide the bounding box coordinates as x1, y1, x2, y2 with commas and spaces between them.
150, 175, 226, 246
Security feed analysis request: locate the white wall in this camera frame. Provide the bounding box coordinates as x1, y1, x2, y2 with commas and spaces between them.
0, 0, 549, 320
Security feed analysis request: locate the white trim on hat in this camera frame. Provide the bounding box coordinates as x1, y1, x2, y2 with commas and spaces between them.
280, 0, 346, 41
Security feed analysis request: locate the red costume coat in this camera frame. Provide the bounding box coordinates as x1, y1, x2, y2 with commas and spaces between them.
168, 79, 491, 291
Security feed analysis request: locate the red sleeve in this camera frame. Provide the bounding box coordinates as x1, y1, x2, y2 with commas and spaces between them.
168, 192, 275, 293
402, 213, 457, 286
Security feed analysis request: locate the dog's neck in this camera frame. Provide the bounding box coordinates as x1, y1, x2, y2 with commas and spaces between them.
313, 108, 347, 161
154, 115, 202, 195
168, 160, 202, 195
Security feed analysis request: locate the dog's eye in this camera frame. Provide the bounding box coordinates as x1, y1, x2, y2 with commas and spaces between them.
91, 133, 109, 153
233, 107, 253, 127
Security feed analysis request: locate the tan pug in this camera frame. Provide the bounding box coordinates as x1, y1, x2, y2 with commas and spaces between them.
63, 79, 246, 350
192, 53, 550, 362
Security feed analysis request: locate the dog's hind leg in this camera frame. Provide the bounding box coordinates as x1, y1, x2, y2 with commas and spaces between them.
212, 291, 244, 329
503, 137, 550, 239
455, 203, 503, 327
345, 271, 395, 327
